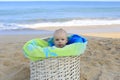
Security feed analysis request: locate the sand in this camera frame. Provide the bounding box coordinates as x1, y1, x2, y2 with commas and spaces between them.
0, 26, 120, 80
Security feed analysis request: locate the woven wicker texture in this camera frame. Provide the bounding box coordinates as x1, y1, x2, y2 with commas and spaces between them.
30, 56, 80, 80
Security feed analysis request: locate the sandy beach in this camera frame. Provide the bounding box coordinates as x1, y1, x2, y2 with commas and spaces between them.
0, 26, 120, 80
1, 1, 120, 80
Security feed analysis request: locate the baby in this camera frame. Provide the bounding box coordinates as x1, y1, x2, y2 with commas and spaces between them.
53, 28, 68, 48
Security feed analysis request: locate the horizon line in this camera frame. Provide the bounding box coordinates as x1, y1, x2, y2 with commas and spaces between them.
0, 0, 120, 1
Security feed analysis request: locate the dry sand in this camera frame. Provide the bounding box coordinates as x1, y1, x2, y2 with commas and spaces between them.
0, 27, 120, 80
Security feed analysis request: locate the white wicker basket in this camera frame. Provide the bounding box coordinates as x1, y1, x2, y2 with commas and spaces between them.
30, 56, 80, 80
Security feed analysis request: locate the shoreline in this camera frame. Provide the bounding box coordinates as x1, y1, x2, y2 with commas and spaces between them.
1, 24, 120, 38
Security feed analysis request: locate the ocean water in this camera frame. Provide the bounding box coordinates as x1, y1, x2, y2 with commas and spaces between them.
0, 1, 120, 30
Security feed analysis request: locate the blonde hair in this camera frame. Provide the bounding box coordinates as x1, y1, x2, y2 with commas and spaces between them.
54, 28, 67, 37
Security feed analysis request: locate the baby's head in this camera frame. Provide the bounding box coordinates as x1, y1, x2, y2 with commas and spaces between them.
53, 28, 68, 48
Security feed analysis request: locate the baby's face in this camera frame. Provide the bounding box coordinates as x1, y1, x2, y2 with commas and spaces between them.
54, 34, 67, 48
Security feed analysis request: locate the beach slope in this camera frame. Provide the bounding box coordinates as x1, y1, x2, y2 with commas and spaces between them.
0, 34, 120, 80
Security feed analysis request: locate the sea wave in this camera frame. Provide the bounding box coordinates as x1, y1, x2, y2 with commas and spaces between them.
0, 19, 120, 30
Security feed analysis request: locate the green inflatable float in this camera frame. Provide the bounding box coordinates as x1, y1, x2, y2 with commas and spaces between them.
23, 34, 87, 61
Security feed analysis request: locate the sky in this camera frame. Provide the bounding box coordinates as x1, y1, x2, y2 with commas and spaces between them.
0, 0, 120, 1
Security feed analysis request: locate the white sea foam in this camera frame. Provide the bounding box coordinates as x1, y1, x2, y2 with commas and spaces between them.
20, 19, 120, 29
1, 19, 120, 30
